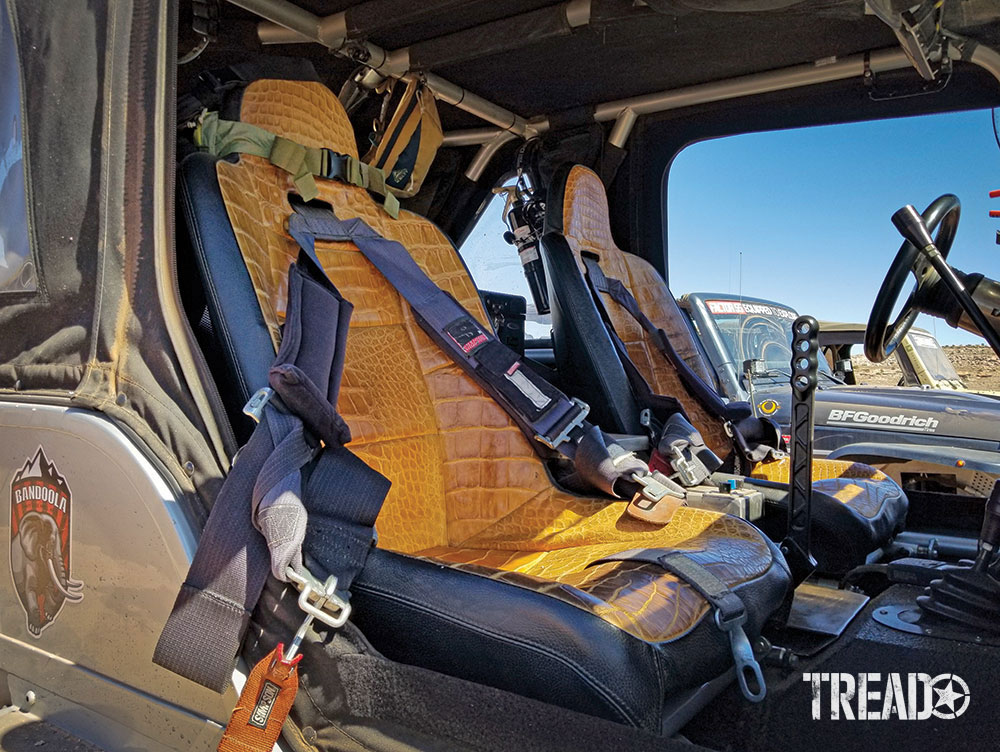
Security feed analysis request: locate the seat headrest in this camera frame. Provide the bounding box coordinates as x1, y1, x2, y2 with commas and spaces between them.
237, 78, 359, 161
547, 164, 617, 255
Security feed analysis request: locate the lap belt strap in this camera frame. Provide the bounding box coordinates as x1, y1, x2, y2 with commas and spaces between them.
580, 256, 780, 467
154, 252, 390, 692
286, 204, 665, 503
194, 110, 399, 217
593, 549, 766, 703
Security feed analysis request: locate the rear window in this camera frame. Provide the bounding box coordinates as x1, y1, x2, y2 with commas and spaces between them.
0, 2, 34, 294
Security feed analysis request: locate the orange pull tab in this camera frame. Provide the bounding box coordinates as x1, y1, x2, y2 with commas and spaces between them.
218, 644, 300, 752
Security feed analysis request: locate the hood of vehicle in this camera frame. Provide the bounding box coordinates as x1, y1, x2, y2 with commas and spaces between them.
815, 385, 1000, 442
749, 383, 1000, 442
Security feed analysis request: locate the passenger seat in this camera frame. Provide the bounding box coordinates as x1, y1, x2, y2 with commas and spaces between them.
540, 164, 907, 573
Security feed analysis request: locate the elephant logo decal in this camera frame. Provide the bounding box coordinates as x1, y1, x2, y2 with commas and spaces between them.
9, 447, 83, 636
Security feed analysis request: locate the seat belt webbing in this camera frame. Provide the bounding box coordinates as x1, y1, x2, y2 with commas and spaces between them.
286, 204, 665, 502
194, 111, 400, 217
580, 256, 781, 466
581, 256, 731, 420
154, 255, 390, 692
592, 548, 766, 703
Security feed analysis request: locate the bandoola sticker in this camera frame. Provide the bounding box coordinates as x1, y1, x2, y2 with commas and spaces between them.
9, 447, 84, 636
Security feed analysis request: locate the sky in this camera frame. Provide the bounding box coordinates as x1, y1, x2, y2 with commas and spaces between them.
667, 107, 1000, 346
460, 107, 1000, 346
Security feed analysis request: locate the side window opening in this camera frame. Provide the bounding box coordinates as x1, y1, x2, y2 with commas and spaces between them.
666, 108, 999, 375
0, 2, 35, 295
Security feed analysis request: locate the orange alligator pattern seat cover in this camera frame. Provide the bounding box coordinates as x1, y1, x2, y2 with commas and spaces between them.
211, 79, 786, 646
557, 164, 898, 492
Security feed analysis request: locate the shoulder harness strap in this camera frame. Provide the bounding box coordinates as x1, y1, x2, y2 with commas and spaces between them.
286, 204, 674, 507
154, 251, 390, 692
580, 255, 781, 467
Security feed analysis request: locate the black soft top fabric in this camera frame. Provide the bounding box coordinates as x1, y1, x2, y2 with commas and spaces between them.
0, 0, 227, 515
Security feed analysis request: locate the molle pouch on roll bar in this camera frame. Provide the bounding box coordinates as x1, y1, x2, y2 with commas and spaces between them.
363, 78, 443, 199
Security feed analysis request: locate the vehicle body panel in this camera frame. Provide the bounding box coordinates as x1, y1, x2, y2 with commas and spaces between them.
681, 292, 1000, 496
0, 402, 233, 748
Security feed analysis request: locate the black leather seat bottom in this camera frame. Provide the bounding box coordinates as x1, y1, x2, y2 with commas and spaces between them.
348, 545, 789, 731
748, 477, 907, 573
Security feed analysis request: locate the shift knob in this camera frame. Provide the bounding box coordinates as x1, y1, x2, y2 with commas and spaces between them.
891, 204, 936, 251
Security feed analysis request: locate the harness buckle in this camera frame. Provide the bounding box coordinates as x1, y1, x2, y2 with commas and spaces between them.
322, 148, 348, 182
667, 444, 706, 487
534, 398, 590, 450
243, 387, 275, 423
630, 470, 684, 503
283, 566, 351, 662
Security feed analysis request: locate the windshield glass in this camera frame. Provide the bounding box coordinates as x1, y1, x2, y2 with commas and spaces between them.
907, 330, 963, 384
704, 298, 833, 381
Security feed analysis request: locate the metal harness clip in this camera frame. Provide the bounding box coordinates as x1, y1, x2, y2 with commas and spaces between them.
630, 471, 685, 503
243, 387, 275, 423
282, 566, 351, 662
534, 398, 590, 450
714, 608, 766, 703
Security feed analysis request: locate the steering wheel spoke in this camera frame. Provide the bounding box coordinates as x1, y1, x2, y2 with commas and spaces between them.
884, 304, 919, 358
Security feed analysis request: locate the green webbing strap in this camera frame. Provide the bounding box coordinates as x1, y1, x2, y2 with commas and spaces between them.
194, 111, 399, 217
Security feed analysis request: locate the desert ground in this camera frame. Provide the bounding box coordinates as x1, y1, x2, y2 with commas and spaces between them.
852, 344, 1000, 392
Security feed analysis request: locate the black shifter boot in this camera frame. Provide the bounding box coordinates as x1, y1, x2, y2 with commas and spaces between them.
916, 480, 1000, 632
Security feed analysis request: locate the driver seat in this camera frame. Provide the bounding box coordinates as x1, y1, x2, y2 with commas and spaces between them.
540, 164, 908, 572
177, 78, 791, 731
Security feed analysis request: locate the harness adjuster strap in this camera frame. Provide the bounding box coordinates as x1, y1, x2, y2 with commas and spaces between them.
657, 552, 766, 703
533, 397, 590, 450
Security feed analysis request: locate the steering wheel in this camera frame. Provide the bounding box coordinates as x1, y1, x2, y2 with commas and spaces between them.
865, 194, 960, 362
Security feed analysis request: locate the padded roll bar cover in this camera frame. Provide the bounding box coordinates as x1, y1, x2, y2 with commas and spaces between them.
541, 164, 641, 434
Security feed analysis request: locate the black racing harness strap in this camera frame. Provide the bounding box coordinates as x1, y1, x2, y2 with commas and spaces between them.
286, 204, 663, 502
580, 255, 780, 467
154, 251, 390, 692
592, 549, 766, 703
